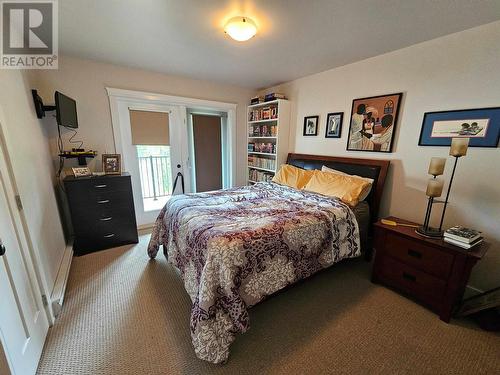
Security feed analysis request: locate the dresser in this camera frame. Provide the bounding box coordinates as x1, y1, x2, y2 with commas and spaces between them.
64, 173, 139, 256
372, 217, 488, 322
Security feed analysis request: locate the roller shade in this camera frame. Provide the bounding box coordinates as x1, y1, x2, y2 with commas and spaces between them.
129, 110, 169, 145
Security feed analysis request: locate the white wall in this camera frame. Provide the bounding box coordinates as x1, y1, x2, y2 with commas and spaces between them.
0, 70, 66, 294
31, 56, 256, 185
262, 21, 500, 290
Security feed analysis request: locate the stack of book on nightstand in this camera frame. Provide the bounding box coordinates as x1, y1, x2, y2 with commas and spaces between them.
444, 226, 483, 249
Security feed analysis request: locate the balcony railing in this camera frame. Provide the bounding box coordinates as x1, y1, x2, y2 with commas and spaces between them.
138, 155, 172, 200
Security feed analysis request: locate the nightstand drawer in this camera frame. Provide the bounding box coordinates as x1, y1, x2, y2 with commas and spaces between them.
384, 232, 454, 279
378, 255, 446, 309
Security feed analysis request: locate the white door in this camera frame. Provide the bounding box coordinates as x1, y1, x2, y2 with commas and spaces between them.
0, 148, 49, 374
113, 102, 190, 227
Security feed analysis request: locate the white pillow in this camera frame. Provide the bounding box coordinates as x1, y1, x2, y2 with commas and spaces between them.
321, 165, 373, 202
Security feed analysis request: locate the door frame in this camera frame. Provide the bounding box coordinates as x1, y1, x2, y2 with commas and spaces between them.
106, 88, 238, 226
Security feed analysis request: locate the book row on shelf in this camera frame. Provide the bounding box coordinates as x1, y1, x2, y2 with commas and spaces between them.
250, 93, 285, 105
248, 142, 276, 154
248, 124, 277, 137
249, 169, 274, 183
248, 155, 276, 170
248, 106, 278, 122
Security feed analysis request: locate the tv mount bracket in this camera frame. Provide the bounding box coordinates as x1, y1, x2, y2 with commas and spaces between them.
31, 89, 55, 119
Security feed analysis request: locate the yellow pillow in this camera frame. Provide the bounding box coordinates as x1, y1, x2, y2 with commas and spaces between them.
321, 165, 373, 201
272, 164, 314, 189
303, 170, 371, 206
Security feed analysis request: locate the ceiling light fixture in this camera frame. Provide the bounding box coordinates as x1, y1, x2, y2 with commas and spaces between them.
224, 16, 257, 42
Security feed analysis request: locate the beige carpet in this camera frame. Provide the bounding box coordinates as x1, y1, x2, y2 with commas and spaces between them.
37, 235, 500, 375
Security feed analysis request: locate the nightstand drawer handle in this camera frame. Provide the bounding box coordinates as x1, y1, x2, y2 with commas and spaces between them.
97, 199, 110, 204
103, 233, 115, 238
402, 272, 416, 282
100, 217, 112, 221
408, 249, 422, 259
95, 184, 108, 188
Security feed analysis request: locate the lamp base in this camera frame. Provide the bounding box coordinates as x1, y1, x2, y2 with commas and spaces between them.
415, 226, 443, 238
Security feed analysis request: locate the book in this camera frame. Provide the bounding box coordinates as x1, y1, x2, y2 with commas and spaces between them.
444, 226, 482, 243
264, 93, 286, 101
444, 236, 483, 249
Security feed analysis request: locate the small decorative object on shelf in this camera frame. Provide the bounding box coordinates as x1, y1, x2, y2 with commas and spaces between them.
72, 166, 92, 177
247, 99, 290, 184
416, 137, 469, 238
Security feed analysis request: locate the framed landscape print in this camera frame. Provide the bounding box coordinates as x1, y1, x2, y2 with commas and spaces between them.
303, 115, 319, 136
325, 112, 343, 138
346, 92, 403, 153
419, 107, 500, 148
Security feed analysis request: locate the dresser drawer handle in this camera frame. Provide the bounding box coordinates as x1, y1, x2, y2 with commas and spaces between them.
408, 249, 422, 259
103, 233, 115, 238
402, 272, 416, 282
95, 184, 107, 188
97, 199, 110, 204
100, 217, 113, 221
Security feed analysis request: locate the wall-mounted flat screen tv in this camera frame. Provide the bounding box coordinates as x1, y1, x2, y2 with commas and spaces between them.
55, 91, 78, 128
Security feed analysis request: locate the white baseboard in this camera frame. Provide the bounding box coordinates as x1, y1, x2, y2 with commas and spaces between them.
50, 243, 73, 317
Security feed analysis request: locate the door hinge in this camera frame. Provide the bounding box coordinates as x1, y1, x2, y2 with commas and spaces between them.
15, 195, 23, 210
41, 294, 48, 307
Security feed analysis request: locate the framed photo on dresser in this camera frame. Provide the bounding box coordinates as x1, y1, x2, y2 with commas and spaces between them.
102, 154, 121, 175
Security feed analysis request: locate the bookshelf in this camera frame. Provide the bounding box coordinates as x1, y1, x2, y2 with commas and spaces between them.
247, 99, 290, 184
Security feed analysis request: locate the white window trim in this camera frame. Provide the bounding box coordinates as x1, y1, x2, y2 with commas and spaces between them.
106, 87, 237, 188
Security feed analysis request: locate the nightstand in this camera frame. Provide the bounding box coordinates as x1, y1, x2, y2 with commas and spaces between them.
371, 216, 488, 322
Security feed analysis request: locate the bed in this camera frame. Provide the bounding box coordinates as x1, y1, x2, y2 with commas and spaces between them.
147, 153, 389, 363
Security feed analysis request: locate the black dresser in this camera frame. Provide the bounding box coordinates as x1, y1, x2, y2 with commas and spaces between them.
64, 173, 139, 256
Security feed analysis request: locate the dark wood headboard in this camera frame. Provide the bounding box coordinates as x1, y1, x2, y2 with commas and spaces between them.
286, 153, 390, 221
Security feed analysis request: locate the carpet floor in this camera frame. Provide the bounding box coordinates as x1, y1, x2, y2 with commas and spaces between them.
37, 235, 500, 375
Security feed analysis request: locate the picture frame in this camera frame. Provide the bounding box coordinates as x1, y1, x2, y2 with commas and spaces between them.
72, 166, 91, 178
346, 92, 403, 153
325, 112, 343, 138
303, 115, 319, 136
418, 107, 500, 147
102, 154, 121, 175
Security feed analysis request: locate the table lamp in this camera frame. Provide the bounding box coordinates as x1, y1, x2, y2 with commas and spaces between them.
416, 137, 469, 238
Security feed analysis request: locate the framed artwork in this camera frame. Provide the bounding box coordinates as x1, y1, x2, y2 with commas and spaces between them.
303, 115, 319, 136
72, 167, 91, 177
102, 154, 121, 175
346, 92, 403, 152
325, 112, 343, 138
419, 107, 500, 147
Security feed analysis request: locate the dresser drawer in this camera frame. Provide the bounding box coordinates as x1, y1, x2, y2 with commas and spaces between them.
384, 232, 454, 279
72, 206, 135, 235
66, 176, 131, 194
377, 255, 446, 309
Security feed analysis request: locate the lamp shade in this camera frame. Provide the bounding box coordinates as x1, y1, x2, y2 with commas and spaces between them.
428, 157, 446, 176
426, 178, 444, 197
224, 16, 257, 41
449, 137, 469, 157
129, 110, 169, 145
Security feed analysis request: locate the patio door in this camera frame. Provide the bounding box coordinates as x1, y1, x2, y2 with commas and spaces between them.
111, 102, 189, 227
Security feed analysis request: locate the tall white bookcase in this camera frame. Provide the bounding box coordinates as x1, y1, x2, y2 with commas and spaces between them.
247, 99, 290, 184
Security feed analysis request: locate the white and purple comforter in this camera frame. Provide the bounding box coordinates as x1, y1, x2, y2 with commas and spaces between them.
147, 182, 360, 363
